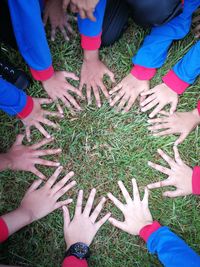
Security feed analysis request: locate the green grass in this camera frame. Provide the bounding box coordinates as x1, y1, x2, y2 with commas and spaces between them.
0, 21, 200, 267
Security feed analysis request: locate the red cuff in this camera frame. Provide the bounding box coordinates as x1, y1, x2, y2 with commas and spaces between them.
197, 101, 200, 116
131, 65, 156, 80
0, 217, 9, 243
81, 33, 102, 50
62, 256, 88, 267
162, 70, 190, 94
139, 221, 161, 242
192, 166, 200, 195
30, 65, 54, 81
17, 96, 34, 119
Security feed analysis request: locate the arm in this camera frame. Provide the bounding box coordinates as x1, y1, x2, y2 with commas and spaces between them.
141, 223, 200, 267
163, 41, 200, 94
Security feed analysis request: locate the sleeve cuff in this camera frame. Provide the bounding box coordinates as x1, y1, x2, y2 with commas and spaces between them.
130, 65, 156, 80
62, 256, 88, 267
17, 96, 34, 119
30, 65, 54, 81
0, 217, 9, 243
139, 221, 161, 242
192, 166, 200, 195
197, 101, 200, 116
81, 33, 102, 50
162, 70, 190, 94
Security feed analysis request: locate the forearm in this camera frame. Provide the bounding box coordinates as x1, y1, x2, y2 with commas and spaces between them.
140, 222, 200, 266
83, 49, 99, 62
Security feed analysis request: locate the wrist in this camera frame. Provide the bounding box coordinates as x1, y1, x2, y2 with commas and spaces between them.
15, 206, 33, 225
139, 221, 161, 242
191, 108, 200, 125
83, 50, 99, 62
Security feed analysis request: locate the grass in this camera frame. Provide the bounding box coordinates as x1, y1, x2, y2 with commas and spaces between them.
0, 20, 200, 267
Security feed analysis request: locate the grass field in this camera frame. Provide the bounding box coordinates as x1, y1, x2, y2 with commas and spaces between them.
0, 20, 200, 267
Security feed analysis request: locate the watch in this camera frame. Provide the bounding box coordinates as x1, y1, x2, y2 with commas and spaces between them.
65, 242, 90, 260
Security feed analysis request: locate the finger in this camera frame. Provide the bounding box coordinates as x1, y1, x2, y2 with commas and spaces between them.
55, 199, 73, 209
157, 149, 176, 167
86, 10, 96, 21
110, 90, 125, 107
31, 167, 46, 180
59, 25, 69, 41
75, 190, 83, 216
93, 85, 101, 108
32, 148, 62, 157
45, 166, 64, 188
118, 181, 132, 204
147, 117, 169, 124
83, 188, 96, 216
107, 192, 124, 212
147, 161, 171, 176
174, 133, 188, 146
140, 88, 156, 96
14, 134, 25, 145
54, 180, 76, 200
153, 129, 173, 137
95, 212, 111, 230
142, 187, 149, 207
147, 179, 172, 189
65, 22, 75, 35
123, 94, 137, 112
170, 99, 178, 115
38, 98, 53, 105
173, 146, 183, 165
140, 94, 156, 107
132, 178, 141, 202
141, 99, 159, 113
51, 171, 75, 194
60, 96, 72, 111
159, 110, 170, 116
63, 0, 69, 10
25, 126, 31, 142
108, 217, 127, 231
86, 85, 92, 105
27, 179, 43, 193
148, 123, 170, 132
31, 137, 54, 150
40, 118, 59, 129
35, 122, 51, 139
62, 206, 71, 228
116, 94, 130, 112
109, 83, 122, 95
56, 103, 64, 114
34, 158, 60, 167
43, 110, 64, 118
66, 85, 83, 99
62, 71, 79, 81
99, 81, 109, 99
63, 91, 82, 111
163, 190, 182, 198
149, 103, 166, 118
79, 9, 86, 19
43, 12, 48, 26
105, 69, 115, 83
51, 28, 56, 41
90, 197, 107, 223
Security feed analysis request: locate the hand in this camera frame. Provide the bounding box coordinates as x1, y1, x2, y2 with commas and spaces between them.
140, 83, 178, 118
147, 109, 200, 145
19, 166, 76, 222
42, 71, 83, 113
21, 98, 63, 142
108, 179, 153, 235
80, 52, 115, 107
5, 135, 61, 179
69, 0, 99, 21
193, 9, 200, 38
43, 0, 75, 41
109, 74, 149, 112
147, 147, 193, 197
63, 188, 111, 249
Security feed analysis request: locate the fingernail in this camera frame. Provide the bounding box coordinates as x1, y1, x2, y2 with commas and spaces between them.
69, 171, 74, 176
58, 166, 63, 170
47, 135, 51, 139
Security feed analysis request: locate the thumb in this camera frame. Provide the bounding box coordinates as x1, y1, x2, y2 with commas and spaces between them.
170, 99, 178, 115
63, 71, 79, 81
105, 69, 115, 83
14, 134, 25, 146
63, 206, 71, 228
163, 190, 181, 198
27, 179, 43, 194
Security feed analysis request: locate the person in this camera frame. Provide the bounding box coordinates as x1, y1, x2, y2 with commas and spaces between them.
0, 166, 76, 245
193, 8, 200, 38
74, 0, 198, 111
147, 146, 200, 197
0, 135, 61, 180
60, 179, 200, 266
0, 0, 83, 119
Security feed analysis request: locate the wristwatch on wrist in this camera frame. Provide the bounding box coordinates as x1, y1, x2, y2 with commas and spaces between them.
65, 242, 90, 259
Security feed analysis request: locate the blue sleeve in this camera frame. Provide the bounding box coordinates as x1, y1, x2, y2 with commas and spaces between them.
133, 0, 200, 68
78, 0, 107, 37
147, 226, 200, 267
0, 78, 27, 116
173, 41, 200, 84
7, 0, 52, 72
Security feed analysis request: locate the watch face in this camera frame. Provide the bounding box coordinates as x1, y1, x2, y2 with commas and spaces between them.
71, 242, 89, 259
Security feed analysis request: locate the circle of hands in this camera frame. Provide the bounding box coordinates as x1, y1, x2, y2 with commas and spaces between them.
4, 0, 200, 252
